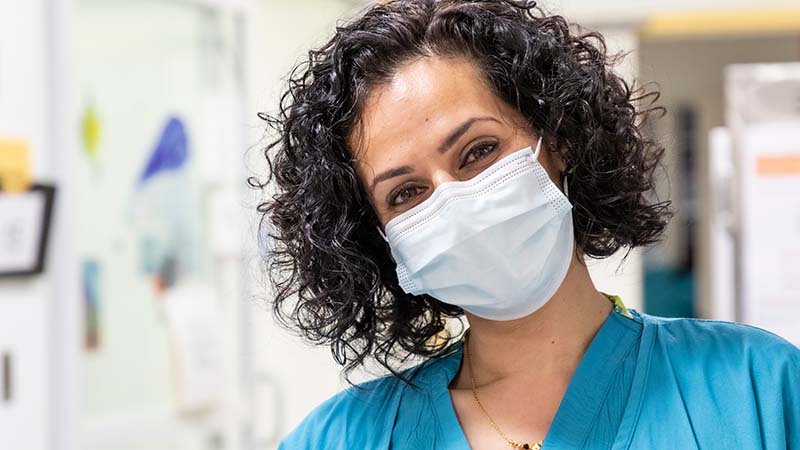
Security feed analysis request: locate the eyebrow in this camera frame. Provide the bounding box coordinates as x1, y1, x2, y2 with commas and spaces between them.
369, 116, 500, 193
370, 165, 414, 193
437, 116, 499, 154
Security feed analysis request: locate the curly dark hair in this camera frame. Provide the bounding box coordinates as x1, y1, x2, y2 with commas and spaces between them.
253, 0, 670, 385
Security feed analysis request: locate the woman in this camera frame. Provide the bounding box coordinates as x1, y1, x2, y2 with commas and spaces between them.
257, 1, 800, 449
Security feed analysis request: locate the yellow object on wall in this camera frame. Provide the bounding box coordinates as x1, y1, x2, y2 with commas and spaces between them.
642, 9, 800, 38
0, 138, 31, 193
82, 104, 101, 158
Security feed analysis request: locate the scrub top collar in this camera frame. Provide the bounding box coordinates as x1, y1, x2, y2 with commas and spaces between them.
428, 302, 643, 450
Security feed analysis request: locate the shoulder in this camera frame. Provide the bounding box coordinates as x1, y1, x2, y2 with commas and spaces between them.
276, 375, 402, 450
639, 312, 800, 374
277, 347, 457, 450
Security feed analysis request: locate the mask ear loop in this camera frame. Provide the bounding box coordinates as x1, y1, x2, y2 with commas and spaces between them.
532, 133, 543, 159
537, 129, 569, 199
538, 128, 570, 200
377, 225, 389, 243
376, 225, 397, 263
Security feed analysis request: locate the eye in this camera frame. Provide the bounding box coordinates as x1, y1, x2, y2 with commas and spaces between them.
388, 185, 426, 208
461, 141, 498, 168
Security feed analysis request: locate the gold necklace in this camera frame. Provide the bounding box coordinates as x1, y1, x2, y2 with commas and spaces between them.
463, 331, 543, 450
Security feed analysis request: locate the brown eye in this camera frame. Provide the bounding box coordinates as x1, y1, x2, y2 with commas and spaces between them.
389, 185, 425, 208
461, 142, 498, 167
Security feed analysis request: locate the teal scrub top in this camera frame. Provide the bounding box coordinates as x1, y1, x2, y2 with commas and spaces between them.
277, 306, 800, 450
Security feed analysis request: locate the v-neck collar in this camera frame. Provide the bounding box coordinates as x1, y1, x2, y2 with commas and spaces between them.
427, 306, 643, 450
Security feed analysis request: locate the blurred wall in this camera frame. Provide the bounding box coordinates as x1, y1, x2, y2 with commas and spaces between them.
0, 0, 69, 449
639, 35, 800, 317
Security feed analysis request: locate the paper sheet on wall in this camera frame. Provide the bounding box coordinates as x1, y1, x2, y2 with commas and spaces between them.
739, 121, 800, 345
0, 191, 44, 273
162, 281, 225, 415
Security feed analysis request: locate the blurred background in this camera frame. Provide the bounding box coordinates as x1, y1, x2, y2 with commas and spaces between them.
0, 0, 798, 449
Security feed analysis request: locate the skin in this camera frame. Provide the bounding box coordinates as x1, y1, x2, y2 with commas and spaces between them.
351, 55, 613, 449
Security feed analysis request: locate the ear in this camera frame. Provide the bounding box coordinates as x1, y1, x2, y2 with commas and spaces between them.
548, 137, 568, 173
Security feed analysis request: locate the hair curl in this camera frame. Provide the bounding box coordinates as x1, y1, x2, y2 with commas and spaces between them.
253, 0, 671, 385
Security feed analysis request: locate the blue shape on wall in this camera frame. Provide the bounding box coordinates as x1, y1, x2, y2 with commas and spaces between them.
137, 116, 189, 186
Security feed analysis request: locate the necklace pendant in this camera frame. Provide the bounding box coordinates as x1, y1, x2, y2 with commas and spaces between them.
512, 441, 542, 450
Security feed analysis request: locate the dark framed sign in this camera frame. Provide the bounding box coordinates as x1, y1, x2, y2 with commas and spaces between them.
0, 184, 56, 277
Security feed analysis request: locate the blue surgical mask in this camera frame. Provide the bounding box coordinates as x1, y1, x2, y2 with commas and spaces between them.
378, 135, 574, 321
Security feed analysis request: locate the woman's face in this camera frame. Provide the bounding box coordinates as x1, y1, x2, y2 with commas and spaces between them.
350, 55, 565, 227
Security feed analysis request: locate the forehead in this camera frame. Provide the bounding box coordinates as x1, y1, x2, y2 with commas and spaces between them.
350, 55, 512, 162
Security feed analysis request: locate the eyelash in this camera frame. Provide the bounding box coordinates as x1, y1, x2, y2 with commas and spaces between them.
460, 141, 498, 168
387, 141, 499, 208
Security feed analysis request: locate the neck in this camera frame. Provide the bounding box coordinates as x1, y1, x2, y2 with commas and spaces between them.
453, 252, 613, 389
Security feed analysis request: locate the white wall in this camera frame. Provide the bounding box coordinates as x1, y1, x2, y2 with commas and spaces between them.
0, 1, 60, 449
73, 4, 251, 450
2, 2, 254, 450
